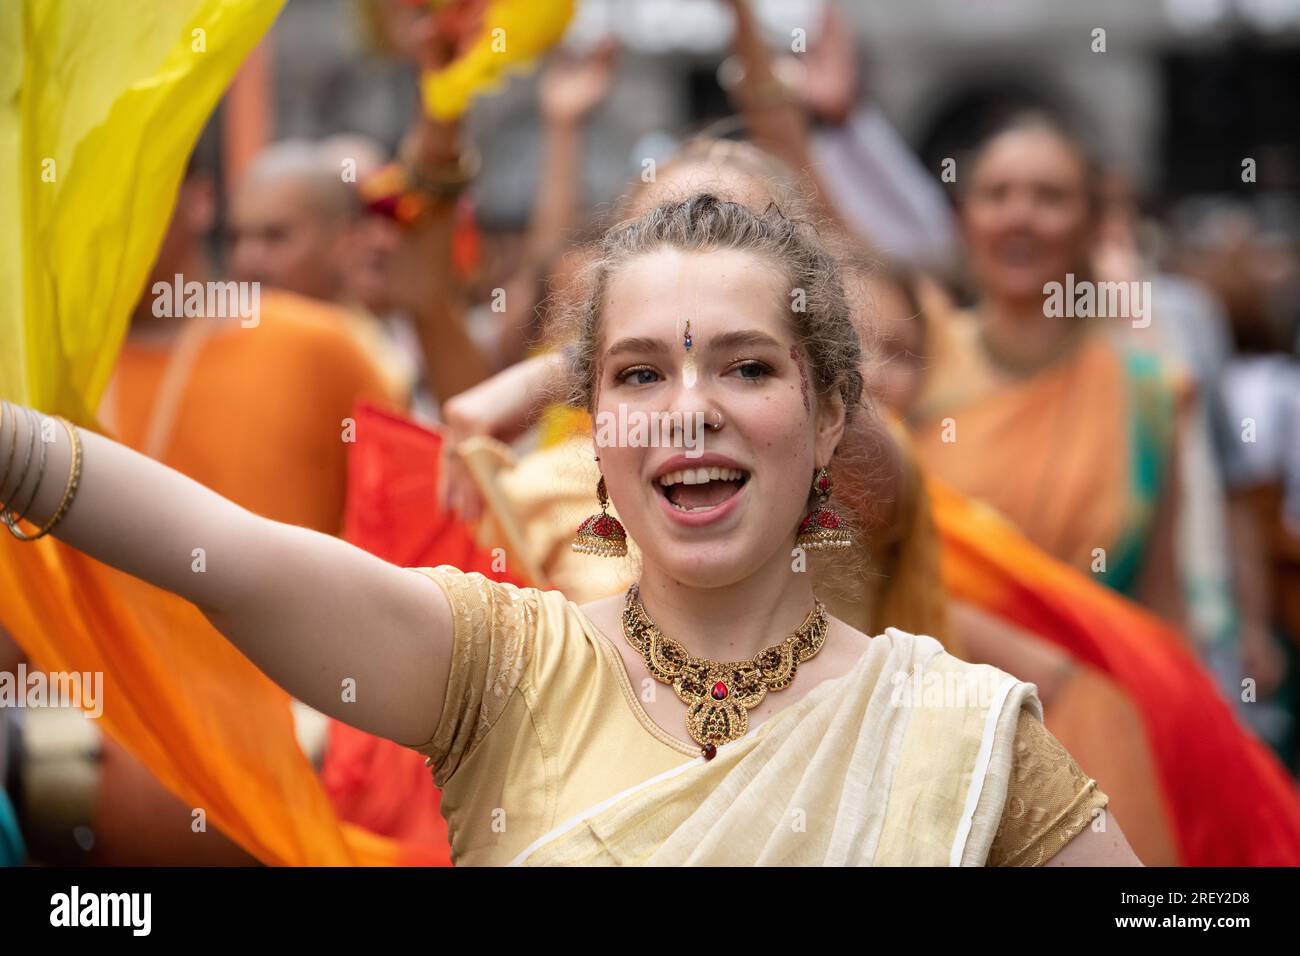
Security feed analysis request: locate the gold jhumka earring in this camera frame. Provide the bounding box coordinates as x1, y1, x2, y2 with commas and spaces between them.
571, 473, 627, 557
794, 467, 852, 551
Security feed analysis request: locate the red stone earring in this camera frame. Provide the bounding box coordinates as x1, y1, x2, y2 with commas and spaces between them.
794, 467, 852, 551
572, 475, 627, 557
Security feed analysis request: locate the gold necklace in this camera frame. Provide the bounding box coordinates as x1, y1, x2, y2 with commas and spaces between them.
975, 315, 1086, 379
621, 584, 829, 758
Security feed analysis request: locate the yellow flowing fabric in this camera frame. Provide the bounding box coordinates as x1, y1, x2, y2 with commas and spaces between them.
0, 0, 422, 865
420, 0, 575, 121
1, 0, 277, 419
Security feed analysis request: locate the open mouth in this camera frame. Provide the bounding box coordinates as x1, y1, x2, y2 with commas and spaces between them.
656, 466, 750, 512
993, 235, 1043, 267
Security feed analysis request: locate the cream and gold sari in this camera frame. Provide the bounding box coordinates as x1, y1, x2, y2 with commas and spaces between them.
411, 559, 1059, 866
426, 433, 1103, 867
505, 629, 1033, 866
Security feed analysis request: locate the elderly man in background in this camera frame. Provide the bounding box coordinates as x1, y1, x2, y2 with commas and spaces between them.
230, 134, 490, 416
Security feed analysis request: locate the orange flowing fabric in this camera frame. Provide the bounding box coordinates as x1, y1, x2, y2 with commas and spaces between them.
930, 478, 1300, 866
4, 308, 423, 865
0, 0, 438, 864
0, 532, 439, 866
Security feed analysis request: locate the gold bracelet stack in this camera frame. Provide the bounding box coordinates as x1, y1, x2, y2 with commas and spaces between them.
9, 407, 49, 526
0, 400, 19, 504
359, 146, 482, 227
1, 404, 39, 525
403, 144, 482, 200
0, 400, 85, 542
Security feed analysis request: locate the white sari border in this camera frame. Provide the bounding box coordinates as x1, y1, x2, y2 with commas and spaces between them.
948, 674, 1018, 866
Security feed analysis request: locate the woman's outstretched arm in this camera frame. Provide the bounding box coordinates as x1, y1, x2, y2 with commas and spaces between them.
0, 402, 453, 748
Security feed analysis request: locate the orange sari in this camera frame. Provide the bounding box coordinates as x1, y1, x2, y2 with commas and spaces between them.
910, 321, 1181, 596
931, 478, 1300, 865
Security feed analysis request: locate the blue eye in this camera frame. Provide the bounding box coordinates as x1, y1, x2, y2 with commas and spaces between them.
618, 366, 660, 386
731, 361, 772, 381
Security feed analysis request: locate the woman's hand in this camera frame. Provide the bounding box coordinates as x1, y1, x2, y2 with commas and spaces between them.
539, 39, 618, 129
437, 352, 570, 522
797, 2, 859, 125
439, 397, 492, 527
400, 5, 481, 175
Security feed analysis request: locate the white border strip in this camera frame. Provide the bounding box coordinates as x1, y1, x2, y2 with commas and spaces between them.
948, 676, 1018, 866
507, 753, 704, 866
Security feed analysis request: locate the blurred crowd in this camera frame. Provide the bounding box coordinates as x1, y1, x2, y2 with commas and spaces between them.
3, 0, 1298, 865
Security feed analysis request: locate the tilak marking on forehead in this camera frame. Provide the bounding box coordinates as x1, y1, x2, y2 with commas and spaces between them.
682, 334, 698, 388
680, 277, 698, 389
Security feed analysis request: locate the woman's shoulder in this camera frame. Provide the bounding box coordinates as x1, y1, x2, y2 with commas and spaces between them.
409, 565, 578, 626
875, 624, 1109, 865
408, 565, 606, 673
882, 634, 1110, 865
403, 566, 593, 777
867, 625, 948, 668
877, 626, 1024, 685
988, 705, 1111, 866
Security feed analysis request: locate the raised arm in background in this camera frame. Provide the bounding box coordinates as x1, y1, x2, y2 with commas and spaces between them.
389, 13, 491, 403
491, 40, 618, 368
720, 0, 861, 241
726, 0, 963, 274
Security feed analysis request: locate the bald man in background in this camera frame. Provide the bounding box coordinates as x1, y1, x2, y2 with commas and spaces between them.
106, 150, 401, 534
224, 138, 418, 404
227, 135, 490, 416
229, 137, 363, 304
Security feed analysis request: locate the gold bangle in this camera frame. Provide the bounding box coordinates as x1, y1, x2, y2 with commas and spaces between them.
4, 408, 44, 527
0, 402, 17, 503
1, 404, 34, 517
5, 416, 82, 542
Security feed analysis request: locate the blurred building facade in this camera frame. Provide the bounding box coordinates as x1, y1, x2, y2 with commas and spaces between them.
259, 0, 1299, 224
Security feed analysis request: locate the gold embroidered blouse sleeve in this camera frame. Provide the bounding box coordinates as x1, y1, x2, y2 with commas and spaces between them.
405, 566, 540, 787
987, 708, 1110, 867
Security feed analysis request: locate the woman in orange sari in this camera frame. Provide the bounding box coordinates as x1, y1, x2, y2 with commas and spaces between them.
842, 257, 1179, 865
907, 113, 1187, 629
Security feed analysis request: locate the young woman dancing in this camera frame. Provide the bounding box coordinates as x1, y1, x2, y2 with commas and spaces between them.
0, 194, 1139, 866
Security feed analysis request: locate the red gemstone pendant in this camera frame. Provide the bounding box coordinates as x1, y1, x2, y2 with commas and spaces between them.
711, 680, 728, 700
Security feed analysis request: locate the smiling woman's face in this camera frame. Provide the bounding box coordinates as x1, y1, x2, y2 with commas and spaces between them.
962, 127, 1095, 304
594, 246, 845, 589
